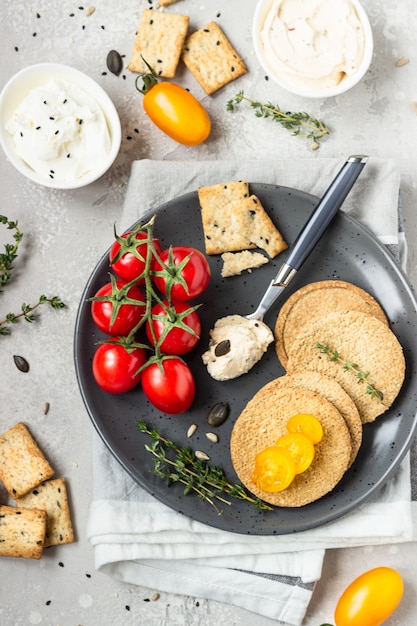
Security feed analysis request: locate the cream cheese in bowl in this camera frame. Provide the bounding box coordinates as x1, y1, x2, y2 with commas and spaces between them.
253, 0, 373, 98
6, 79, 112, 184
0, 63, 121, 189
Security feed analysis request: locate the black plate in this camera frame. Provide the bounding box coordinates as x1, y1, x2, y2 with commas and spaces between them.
74, 184, 417, 535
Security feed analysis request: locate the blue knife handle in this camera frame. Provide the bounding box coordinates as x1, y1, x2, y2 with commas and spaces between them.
285, 155, 368, 272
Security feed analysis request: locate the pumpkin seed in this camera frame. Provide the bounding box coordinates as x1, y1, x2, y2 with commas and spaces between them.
107, 49, 123, 76
195, 450, 210, 461
395, 56, 409, 67
207, 401, 230, 427
214, 339, 231, 357
13, 355, 29, 373
187, 423, 197, 438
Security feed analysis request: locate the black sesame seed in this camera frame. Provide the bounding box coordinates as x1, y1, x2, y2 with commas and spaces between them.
69, 13, 75, 17
32, 32, 37, 37
36, 12, 41, 18
32, 489, 39, 495
67, 153, 71, 158
150, 19, 154, 24
14, 46, 19, 52
126, 136, 132, 140
101, 25, 105, 29
231, 66, 235, 72
63, 99, 67, 103
54, 130, 59, 135
125, 605, 131, 610
216, 40, 220, 45
58, 561, 64, 567
36, 126, 41, 130
86, 573, 92, 578
46, 601, 51, 606
49, 116, 55, 120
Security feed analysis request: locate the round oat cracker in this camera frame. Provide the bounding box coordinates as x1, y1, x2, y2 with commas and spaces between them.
268, 370, 362, 466
275, 280, 388, 367
286, 310, 405, 423
230, 384, 352, 507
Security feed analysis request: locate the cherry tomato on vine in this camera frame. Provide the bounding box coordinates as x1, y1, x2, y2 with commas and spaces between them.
91, 277, 146, 336
141, 358, 196, 414
92, 339, 147, 394
334, 567, 404, 626
152, 246, 211, 301
136, 63, 211, 146
146, 300, 201, 355
110, 228, 162, 284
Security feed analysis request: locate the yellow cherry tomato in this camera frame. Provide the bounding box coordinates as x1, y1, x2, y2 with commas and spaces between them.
135, 63, 211, 146
251, 445, 296, 492
286, 413, 323, 444
334, 567, 404, 626
275, 432, 315, 474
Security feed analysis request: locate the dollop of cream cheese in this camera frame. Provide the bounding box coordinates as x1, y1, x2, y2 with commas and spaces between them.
259, 0, 366, 91
202, 314, 274, 381
6, 79, 111, 182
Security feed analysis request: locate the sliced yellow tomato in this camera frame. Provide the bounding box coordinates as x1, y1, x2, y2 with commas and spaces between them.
334, 566, 404, 626
136, 63, 211, 146
275, 432, 315, 474
251, 445, 296, 493
286, 413, 323, 444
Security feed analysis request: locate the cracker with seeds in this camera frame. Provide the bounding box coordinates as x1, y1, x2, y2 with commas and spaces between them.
0, 422, 54, 499
182, 21, 247, 94
286, 310, 405, 423
0, 505, 46, 559
221, 250, 269, 277
128, 9, 189, 78
230, 384, 352, 507
16, 478, 74, 547
198, 181, 288, 257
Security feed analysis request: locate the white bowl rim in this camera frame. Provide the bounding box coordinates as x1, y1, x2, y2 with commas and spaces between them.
0, 62, 122, 189
252, 0, 374, 99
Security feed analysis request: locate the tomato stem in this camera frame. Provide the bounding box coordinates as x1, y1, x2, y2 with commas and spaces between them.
135, 56, 159, 95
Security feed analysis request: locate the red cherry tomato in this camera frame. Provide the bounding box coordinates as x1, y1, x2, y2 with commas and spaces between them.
141, 358, 196, 414
152, 246, 210, 301
109, 229, 162, 284
334, 566, 404, 626
146, 300, 201, 355
91, 279, 146, 336
92, 339, 147, 394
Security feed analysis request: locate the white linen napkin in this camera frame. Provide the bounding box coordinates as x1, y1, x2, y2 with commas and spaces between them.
87, 157, 412, 626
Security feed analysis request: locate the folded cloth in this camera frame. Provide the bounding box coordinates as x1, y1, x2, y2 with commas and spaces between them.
88, 157, 412, 626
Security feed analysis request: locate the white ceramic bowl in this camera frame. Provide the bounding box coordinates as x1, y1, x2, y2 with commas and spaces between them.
0, 63, 121, 189
252, 0, 373, 98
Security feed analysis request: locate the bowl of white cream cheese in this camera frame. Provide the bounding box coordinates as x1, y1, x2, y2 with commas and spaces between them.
0, 63, 121, 189
253, 0, 373, 98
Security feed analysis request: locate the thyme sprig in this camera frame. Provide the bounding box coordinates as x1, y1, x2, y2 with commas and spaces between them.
316, 343, 384, 401
0, 296, 65, 336
0, 214, 23, 287
137, 420, 273, 515
227, 91, 330, 146
1, 215, 65, 336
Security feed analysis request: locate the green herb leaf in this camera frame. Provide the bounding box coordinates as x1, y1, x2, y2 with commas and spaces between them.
227, 91, 330, 147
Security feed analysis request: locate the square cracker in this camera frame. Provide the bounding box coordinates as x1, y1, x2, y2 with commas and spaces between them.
0, 505, 46, 559
198, 181, 254, 254
198, 181, 288, 258
0, 422, 55, 499
128, 9, 189, 78
16, 478, 74, 547
182, 21, 247, 94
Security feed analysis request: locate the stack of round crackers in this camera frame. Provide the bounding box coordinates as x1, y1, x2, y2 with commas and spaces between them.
230, 280, 406, 507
